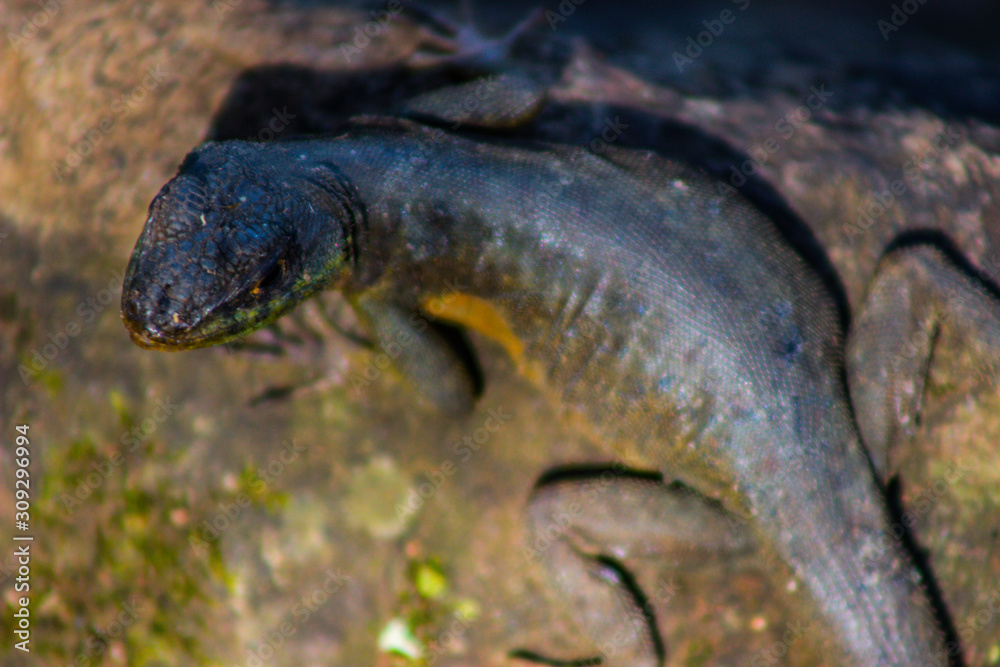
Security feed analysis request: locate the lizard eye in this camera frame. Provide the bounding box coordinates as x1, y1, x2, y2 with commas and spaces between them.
251, 257, 286, 296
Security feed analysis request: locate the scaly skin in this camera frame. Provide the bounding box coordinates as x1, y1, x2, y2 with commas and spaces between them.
122, 115, 950, 665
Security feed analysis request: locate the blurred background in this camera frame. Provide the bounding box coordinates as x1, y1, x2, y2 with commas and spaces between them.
2, 1, 999, 665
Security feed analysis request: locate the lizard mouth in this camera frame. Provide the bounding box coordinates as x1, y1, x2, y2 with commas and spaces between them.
120, 289, 219, 351
121, 314, 239, 351
121, 306, 201, 351
119, 240, 291, 351
125, 327, 179, 351
120, 273, 295, 351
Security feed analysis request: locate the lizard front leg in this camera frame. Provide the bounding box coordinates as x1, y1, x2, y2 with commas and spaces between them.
349, 295, 481, 415
847, 242, 1000, 480
517, 471, 754, 667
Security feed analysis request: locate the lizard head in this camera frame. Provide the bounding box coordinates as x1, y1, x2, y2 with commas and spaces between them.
121, 141, 354, 350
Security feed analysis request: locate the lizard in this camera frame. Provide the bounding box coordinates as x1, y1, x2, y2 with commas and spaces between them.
118, 67, 999, 664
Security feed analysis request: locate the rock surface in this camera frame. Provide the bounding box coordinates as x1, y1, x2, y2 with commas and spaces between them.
1, 1, 999, 665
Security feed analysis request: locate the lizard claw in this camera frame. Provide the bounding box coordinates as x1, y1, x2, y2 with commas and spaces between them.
402, 1, 545, 69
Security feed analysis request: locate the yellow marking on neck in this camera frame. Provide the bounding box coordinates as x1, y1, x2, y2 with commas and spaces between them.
420, 293, 526, 365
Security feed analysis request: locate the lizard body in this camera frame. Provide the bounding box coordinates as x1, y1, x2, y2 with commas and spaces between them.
122, 112, 960, 664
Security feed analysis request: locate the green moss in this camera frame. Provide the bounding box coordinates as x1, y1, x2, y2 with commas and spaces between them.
375, 556, 482, 665
683, 636, 715, 666
0, 291, 17, 321
237, 463, 290, 512
15, 391, 270, 663
342, 455, 415, 539
413, 560, 449, 600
